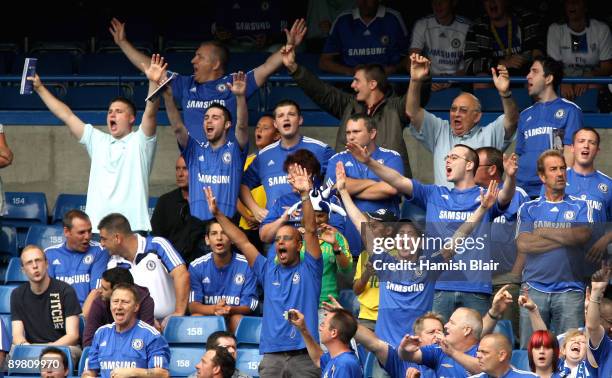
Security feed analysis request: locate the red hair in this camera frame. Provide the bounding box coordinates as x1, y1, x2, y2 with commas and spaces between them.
527, 330, 560, 373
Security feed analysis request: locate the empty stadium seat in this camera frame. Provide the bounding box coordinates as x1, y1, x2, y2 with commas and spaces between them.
168, 347, 202, 377
12, 52, 75, 76
573, 88, 599, 113
2, 192, 49, 248
511, 349, 530, 371
236, 348, 262, 378
63, 85, 131, 110
8, 345, 73, 375
474, 88, 533, 112
226, 52, 268, 74
266, 86, 319, 111
0, 313, 12, 342
77, 346, 90, 376
493, 319, 515, 346
0, 86, 64, 111
78, 53, 142, 76
425, 87, 462, 111
52, 194, 87, 224
163, 316, 226, 346
5, 257, 27, 284
235, 316, 262, 347
0, 286, 15, 313
24, 225, 64, 251
162, 51, 198, 74
0, 226, 18, 257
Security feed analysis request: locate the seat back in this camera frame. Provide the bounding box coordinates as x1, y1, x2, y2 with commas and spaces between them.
0, 285, 17, 313
52, 194, 87, 224
78, 346, 90, 376
25, 225, 65, 251
0, 226, 18, 257
5, 257, 27, 284
3, 192, 48, 226
162, 316, 226, 346
235, 316, 262, 347
511, 349, 530, 371
236, 347, 262, 378
168, 347, 202, 377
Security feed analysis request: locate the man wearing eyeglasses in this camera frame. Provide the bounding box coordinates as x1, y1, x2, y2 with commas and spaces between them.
203, 162, 323, 378
347, 142, 517, 322
406, 53, 519, 187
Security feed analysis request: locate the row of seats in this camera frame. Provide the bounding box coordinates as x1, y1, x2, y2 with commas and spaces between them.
0, 315, 264, 377
0, 51, 322, 77
0, 192, 158, 256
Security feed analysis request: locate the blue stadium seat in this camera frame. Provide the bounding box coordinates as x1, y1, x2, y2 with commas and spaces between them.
8, 345, 73, 375
267, 86, 319, 111
2, 192, 48, 248
12, 52, 75, 76
52, 194, 87, 224
163, 316, 226, 346
0, 285, 16, 314
148, 197, 158, 219
77, 346, 90, 376
573, 88, 599, 113
475, 88, 533, 112
168, 347, 202, 377
161, 52, 196, 75
235, 316, 262, 347
78, 53, 142, 76
63, 85, 130, 110
5, 257, 27, 285
425, 87, 462, 111
0, 226, 18, 257
510, 349, 530, 371
24, 225, 64, 251
363, 352, 375, 378
0, 86, 62, 111
226, 52, 268, 74
236, 348, 262, 378
0, 313, 12, 342
494, 319, 515, 346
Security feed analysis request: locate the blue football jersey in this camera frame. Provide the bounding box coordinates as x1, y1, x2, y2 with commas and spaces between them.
320, 351, 363, 378
420, 343, 478, 377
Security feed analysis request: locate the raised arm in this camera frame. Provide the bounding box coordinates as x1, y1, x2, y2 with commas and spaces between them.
497, 153, 517, 207
347, 142, 413, 196
110, 18, 151, 73
335, 161, 373, 245
290, 164, 321, 260
586, 265, 610, 348
227, 71, 248, 149
405, 53, 430, 132
30, 74, 86, 139
518, 289, 547, 331
288, 309, 323, 367
162, 87, 189, 147
253, 18, 307, 86
439, 180, 499, 261
205, 187, 260, 267
140, 54, 166, 137
491, 65, 518, 140
482, 284, 514, 335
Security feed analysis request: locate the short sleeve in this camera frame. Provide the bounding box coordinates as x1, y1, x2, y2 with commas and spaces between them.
419, 344, 442, 370
245, 69, 259, 94
147, 335, 171, 370
78, 124, 100, 156
562, 107, 583, 145
409, 111, 446, 153
239, 268, 259, 311
188, 263, 204, 303
319, 353, 331, 371
319, 145, 337, 176
516, 203, 534, 237
152, 237, 185, 272
242, 154, 262, 189
324, 154, 340, 188
90, 249, 110, 291
386, 152, 405, 176
322, 17, 343, 54
171, 75, 190, 103
410, 19, 426, 50
252, 254, 268, 286
598, 23, 612, 61
406, 179, 435, 209
86, 330, 103, 371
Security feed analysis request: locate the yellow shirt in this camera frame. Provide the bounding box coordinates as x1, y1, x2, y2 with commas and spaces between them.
354, 251, 379, 321
239, 154, 267, 230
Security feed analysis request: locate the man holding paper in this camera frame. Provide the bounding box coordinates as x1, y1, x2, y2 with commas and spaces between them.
29, 55, 165, 233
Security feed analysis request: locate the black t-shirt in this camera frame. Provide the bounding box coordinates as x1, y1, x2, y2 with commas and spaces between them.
10, 277, 81, 343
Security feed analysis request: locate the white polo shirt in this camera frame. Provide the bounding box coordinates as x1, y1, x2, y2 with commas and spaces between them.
79, 124, 157, 232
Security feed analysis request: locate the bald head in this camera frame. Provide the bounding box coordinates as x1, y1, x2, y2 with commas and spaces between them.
455, 307, 483, 338
483, 334, 512, 355
477, 333, 512, 375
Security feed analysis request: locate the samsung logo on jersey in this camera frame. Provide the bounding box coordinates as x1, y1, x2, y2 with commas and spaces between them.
198, 174, 230, 184
204, 295, 240, 306
186, 99, 226, 109
235, 21, 270, 31
385, 282, 424, 293
439, 210, 474, 220
348, 47, 386, 56
534, 221, 572, 228
56, 274, 90, 285
268, 175, 288, 187
524, 127, 553, 139
101, 361, 137, 370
